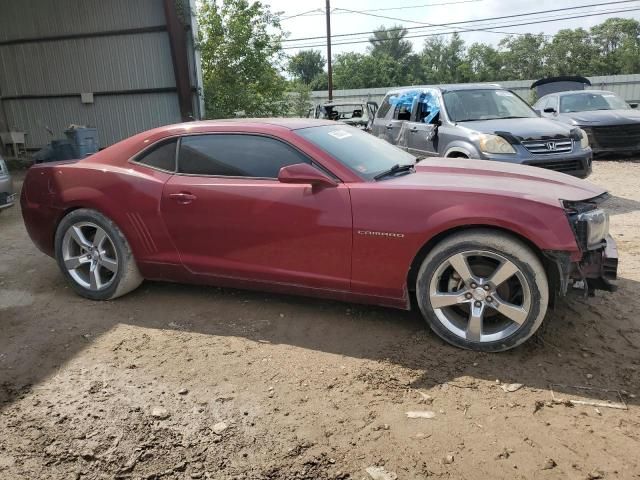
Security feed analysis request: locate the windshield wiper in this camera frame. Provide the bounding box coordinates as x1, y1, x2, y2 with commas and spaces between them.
458, 116, 529, 122
374, 163, 415, 181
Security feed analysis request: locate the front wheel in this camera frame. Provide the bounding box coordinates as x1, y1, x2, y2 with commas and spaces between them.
416, 230, 548, 352
54, 209, 143, 300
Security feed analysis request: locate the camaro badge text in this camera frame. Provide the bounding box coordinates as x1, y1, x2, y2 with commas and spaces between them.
357, 230, 405, 238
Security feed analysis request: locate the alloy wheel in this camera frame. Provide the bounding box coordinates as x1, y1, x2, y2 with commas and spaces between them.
428, 250, 531, 343
61, 222, 118, 291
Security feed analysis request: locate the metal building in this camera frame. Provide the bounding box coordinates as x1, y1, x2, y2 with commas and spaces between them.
0, 0, 203, 152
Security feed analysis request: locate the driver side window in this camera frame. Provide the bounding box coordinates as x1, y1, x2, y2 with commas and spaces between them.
178, 134, 311, 178
416, 92, 441, 124
392, 91, 419, 121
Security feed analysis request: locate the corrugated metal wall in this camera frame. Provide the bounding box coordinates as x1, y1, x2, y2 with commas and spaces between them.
0, 0, 166, 41
0, 0, 201, 149
311, 74, 640, 106
3, 94, 181, 149
0, 33, 175, 96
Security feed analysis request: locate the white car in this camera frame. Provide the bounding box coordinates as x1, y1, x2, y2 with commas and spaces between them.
0, 155, 15, 213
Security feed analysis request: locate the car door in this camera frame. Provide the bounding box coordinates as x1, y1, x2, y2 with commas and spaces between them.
365, 101, 378, 130
372, 91, 413, 148
406, 90, 441, 157
160, 133, 353, 291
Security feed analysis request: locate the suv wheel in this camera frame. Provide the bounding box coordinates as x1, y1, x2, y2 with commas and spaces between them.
416, 230, 548, 352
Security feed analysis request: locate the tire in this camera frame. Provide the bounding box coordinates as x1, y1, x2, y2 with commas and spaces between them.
54, 208, 143, 300
416, 229, 548, 352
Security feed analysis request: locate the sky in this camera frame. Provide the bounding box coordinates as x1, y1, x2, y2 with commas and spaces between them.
263, 0, 640, 57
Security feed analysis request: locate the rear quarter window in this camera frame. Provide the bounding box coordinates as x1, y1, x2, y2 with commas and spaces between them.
134, 139, 177, 172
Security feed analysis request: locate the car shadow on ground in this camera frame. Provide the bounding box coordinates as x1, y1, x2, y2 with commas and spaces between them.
2, 269, 638, 411
604, 194, 640, 216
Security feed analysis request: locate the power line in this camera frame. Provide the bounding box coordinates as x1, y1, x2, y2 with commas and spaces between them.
280, 9, 323, 21
333, 0, 485, 14
336, 7, 530, 37
284, 8, 636, 48
281, 0, 640, 43
285, 6, 640, 49
289, 0, 486, 17
282, 5, 640, 49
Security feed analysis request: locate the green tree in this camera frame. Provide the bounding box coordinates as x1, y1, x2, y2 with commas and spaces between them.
466, 43, 503, 81
309, 72, 328, 91
368, 25, 413, 59
442, 33, 470, 82
543, 28, 597, 76
288, 50, 326, 85
590, 18, 640, 74
333, 53, 380, 89
421, 34, 469, 83
498, 34, 547, 80
289, 82, 313, 117
421, 35, 448, 82
198, 0, 288, 118
333, 52, 422, 89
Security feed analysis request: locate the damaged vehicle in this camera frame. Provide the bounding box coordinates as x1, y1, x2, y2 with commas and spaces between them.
534, 90, 640, 155
371, 84, 593, 178
312, 101, 378, 130
21, 119, 617, 352
0, 154, 15, 213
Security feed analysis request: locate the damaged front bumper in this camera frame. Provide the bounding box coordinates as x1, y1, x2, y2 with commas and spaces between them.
545, 235, 619, 299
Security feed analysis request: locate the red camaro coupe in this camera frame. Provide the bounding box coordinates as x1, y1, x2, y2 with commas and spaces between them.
21, 119, 618, 351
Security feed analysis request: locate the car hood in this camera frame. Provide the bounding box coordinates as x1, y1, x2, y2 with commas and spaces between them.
458, 117, 573, 140
556, 108, 640, 126
386, 158, 605, 207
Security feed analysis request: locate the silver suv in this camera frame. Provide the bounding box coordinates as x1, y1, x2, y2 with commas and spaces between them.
371, 84, 593, 178
0, 154, 15, 213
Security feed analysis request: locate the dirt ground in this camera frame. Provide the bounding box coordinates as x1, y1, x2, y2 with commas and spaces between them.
1, 161, 639, 480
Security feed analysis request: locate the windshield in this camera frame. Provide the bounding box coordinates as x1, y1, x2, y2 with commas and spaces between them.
321, 104, 367, 121
295, 124, 416, 180
559, 92, 630, 113
443, 89, 537, 122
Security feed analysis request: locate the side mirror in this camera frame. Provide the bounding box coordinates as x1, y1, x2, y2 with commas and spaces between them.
630, 103, 638, 109
278, 163, 338, 187
543, 107, 557, 114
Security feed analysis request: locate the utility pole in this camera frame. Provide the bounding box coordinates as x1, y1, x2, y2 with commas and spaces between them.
325, 0, 333, 101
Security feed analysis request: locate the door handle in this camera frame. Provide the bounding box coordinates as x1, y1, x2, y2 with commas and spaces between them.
385, 124, 393, 129
169, 192, 197, 204
409, 126, 418, 133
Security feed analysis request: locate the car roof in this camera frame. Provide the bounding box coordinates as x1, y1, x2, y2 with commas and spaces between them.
388, 83, 503, 94
158, 118, 336, 132
554, 89, 615, 96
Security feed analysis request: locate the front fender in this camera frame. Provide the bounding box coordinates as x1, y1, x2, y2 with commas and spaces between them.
420, 200, 578, 256
350, 188, 579, 301
443, 141, 481, 158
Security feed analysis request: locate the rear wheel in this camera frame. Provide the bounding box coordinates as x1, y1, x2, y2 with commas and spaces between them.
55, 209, 143, 300
416, 230, 548, 352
